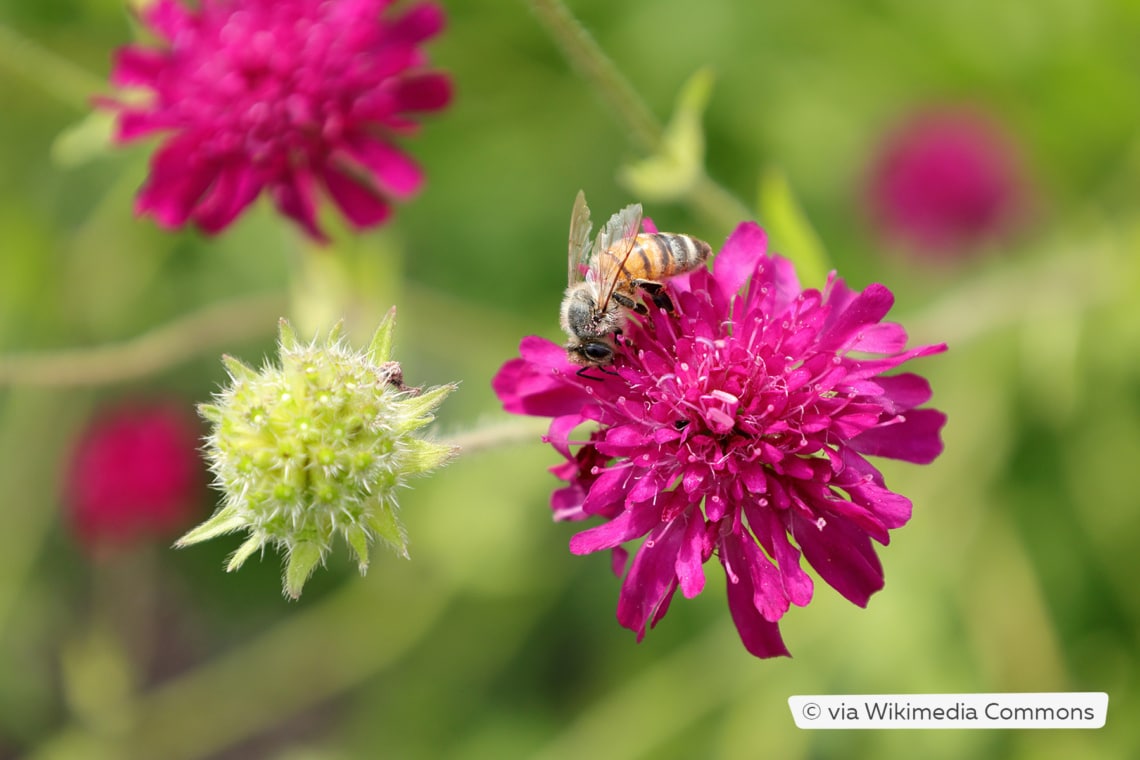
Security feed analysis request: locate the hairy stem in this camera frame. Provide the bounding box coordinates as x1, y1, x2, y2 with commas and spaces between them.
0, 293, 286, 387
526, 0, 661, 153
442, 416, 549, 456
525, 0, 753, 229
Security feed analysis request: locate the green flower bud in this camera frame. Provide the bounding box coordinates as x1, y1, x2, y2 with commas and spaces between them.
178, 310, 457, 599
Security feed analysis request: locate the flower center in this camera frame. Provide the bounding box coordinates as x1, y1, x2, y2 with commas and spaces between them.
167, 4, 397, 169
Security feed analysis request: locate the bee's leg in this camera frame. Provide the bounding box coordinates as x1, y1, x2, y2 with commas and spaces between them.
576, 366, 618, 380
612, 292, 648, 315
633, 279, 674, 312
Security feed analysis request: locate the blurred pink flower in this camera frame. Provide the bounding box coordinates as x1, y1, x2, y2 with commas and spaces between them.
65, 399, 204, 553
493, 222, 947, 658
101, 0, 452, 240
866, 107, 1028, 255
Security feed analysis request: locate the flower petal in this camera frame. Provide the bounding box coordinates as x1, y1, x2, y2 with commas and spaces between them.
135, 135, 215, 228
872, 372, 935, 411
569, 500, 659, 555
270, 171, 326, 241
793, 510, 884, 607
343, 134, 424, 199
322, 165, 393, 228
388, 3, 448, 45
675, 507, 708, 598
491, 342, 590, 418
191, 166, 262, 234
817, 283, 895, 353
713, 222, 767, 302
110, 47, 166, 87
850, 407, 947, 464
745, 499, 814, 607
721, 534, 791, 658
616, 519, 685, 639
394, 72, 453, 113
142, 0, 195, 42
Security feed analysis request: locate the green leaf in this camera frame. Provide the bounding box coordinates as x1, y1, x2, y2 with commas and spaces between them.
393, 383, 458, 433
618, 67, 714, 203
50, 111, 115, 169
277, 318, 299, 352
197, 403, 224, 424
226, 534, 263, 572
221, 354, 258, 383
345, 525, 371, 573
174, 507, 243, 548
325, 319, 346, 347
368, 307, 397, 363
367, 504, 409, 559
756, 168, 831, 290
403, 439, 458, 476
283, 542, 324, 600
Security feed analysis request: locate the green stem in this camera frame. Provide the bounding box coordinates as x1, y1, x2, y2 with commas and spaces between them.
442, 416, 549, 456
0, 292, 286, 387
525, 0, 753, 230
0, 23, 106, 110
690, 175, 755, 234
526, 0, 661, 153
287, 221, 407, 343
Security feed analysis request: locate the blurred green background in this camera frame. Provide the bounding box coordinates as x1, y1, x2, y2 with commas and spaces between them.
1, 0, 1139, 757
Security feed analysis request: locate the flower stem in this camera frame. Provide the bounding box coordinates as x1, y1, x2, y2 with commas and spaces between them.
0, 292, 286, 387
526, 0, 660, 153
441, 416, 549, 456
0, 23, 105, 110
690, 175, 755, 236
525, 0, 752, 229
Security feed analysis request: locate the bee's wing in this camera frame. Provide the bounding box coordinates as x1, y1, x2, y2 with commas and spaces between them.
568, 190, 594, 286
595, 202, 643, 311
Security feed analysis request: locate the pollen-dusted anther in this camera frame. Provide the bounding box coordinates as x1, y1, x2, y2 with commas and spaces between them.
179, 309, 457, 599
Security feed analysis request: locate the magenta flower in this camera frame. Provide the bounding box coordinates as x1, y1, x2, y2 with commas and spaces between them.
101, 0, 452, 240
65, 399, 205, 554
492, 223, 947, 658
866, 106, 1028, 255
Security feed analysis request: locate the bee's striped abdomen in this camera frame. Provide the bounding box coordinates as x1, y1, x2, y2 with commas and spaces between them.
601, 233, 711, 285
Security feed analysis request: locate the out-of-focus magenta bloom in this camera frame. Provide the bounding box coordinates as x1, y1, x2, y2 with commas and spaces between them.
101, 0, 452, 240
866, 107, 1027, 255
65, 399, 204, 553
492, 223, 947, 658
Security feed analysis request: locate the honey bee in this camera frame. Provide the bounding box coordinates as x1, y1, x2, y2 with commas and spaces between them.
560, 190, 712, 367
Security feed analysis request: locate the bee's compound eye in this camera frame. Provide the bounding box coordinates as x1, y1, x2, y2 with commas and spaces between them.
583, 342, 612, 362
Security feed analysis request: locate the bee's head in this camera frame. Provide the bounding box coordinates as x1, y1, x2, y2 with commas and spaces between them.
560, 287, 597, 336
